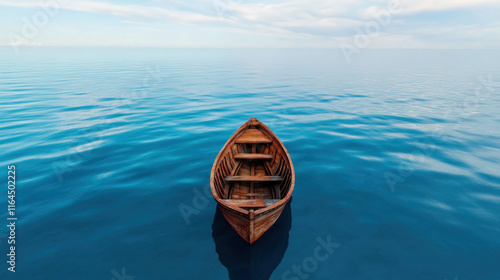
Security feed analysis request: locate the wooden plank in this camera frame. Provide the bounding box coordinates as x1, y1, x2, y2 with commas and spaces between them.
246, 193, 271, 197
223, 199, 266, 207
225, 160, 243, 198
225, 176, 283, 182
235, 153, 273, 160
235, 129, 272, 144
221, 199, 281, 208
263, 161, 273, 175
273, 185, 281, 199
249, 161, 255, 199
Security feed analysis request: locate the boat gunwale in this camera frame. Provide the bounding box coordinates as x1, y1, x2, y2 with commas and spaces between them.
210, 118, 295, 216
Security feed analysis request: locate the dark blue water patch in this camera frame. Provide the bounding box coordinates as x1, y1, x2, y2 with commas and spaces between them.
213, 200, 292, 280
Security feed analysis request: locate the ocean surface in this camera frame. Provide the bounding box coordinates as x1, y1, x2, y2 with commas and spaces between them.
1, 48, 499, 280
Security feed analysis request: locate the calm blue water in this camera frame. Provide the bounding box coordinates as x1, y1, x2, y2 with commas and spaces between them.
1, 48, 500, 280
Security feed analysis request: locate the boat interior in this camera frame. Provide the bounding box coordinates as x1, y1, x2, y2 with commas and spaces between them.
212, 126, 293, 211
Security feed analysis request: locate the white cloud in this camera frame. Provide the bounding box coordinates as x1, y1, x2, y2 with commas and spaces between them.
0, 0, 498, 48
403, 0, 499, 14
0, 0, 225, 24
362, 0, 500, 17
8, 41, 42, 46
0, 0, 367, 40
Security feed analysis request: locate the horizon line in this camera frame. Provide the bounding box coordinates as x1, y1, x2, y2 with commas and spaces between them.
1, 45, 500, 50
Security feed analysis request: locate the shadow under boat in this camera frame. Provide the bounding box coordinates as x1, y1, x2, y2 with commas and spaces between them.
212, 198, 292, 280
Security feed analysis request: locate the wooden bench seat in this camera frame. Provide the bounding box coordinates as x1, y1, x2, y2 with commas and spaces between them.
221, 199, 281, 208
225, 176, 283, 182
235, 129, 272, 144
234, 153, 273, 160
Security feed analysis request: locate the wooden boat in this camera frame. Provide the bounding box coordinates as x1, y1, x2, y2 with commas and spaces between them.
210, 117, 295, 244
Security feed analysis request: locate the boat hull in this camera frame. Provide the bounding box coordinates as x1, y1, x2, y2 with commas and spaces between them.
218, 198, 288, 244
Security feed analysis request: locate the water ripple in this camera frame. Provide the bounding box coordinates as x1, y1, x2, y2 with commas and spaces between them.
0, 48, 499, 279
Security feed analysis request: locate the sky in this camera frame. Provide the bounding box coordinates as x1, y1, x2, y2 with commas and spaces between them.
1, 0, 499, 48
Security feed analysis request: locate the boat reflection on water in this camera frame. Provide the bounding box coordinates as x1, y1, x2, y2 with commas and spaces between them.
212, 199, 292, 280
